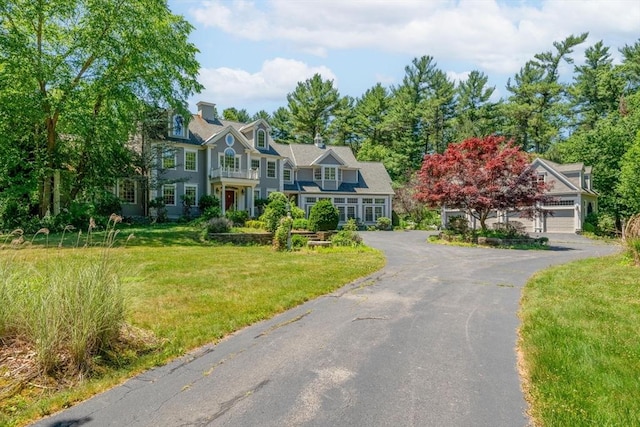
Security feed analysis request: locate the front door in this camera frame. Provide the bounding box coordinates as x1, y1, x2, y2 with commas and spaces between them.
225, 190, 235, 211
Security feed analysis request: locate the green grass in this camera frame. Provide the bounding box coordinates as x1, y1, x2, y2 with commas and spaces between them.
0, 225, 384, 426
519, 254, 640, 426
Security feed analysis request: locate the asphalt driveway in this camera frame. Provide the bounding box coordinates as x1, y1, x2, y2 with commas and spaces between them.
32, 231, 619, 427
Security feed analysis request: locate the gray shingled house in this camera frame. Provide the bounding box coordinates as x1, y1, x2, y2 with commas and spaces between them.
117, 101, 394, 226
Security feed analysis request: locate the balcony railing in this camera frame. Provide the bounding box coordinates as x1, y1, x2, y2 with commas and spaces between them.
210, 167, 259, 180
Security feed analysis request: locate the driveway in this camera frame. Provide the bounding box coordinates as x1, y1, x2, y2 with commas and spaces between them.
32, 231, 619, 427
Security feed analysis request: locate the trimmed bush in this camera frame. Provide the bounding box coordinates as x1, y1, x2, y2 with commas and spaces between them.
206, 217, 232, 234
376, 216, 392, 230
291, 234, 308, 248
308, 199, 339, 232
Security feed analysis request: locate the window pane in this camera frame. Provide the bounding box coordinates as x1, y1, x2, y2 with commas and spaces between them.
267, 161, 276, 178
325, 167, 336, 180
119, 180, 136, 204
314, 168, 322, 180
185, 151, 197, 171
283, 169, 291, 181
163, 185, 176, 206
162, 150, 176, 169
257, 130, 266, 148
251, 159, 260, 169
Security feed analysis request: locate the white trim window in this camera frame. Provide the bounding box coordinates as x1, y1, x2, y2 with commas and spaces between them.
314, 168, 322, 181
267, 160, 276, 178
118, 179, 137, 204
163, 184, 177, 206
256, 129, 267, 149
254, 188, 261, 200
220, 148, 240, 171
171, 114, 186, 138
162, 149, 177, 170
184, 184, 198, 206
363, 198, 386, 222
184, 150, 197, 172
283, 168, 292, 182
324, 167, 336, 180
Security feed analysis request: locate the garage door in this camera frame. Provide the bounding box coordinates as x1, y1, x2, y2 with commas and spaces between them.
546, 209, 575, 233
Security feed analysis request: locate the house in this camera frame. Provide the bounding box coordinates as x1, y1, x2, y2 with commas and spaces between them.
119, 101, 394, 225
441, 158, 598, 233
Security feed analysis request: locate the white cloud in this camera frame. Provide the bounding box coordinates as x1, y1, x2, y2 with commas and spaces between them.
196, 58, 337, 110
191, 0, 640, 76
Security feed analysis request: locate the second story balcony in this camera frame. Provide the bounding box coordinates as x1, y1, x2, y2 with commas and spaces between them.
210, 167, 259, 181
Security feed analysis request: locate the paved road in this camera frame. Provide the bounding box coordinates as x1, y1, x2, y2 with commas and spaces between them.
33, 231, 619, 427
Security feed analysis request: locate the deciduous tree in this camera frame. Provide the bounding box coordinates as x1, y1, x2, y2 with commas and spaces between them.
0, 0, 202, 217
415, 136, 550, 230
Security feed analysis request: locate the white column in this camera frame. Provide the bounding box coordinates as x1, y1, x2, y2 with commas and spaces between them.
575, 202, 582, 232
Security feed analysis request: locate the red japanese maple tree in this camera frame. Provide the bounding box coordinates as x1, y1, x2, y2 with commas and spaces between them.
415, 135, 551, 230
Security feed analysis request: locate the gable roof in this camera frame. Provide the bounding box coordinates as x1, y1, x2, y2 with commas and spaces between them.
532, 158, 596, 195
272, 142, 394, 195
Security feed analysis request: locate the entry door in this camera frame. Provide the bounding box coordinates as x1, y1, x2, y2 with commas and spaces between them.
225, 190, 235, 211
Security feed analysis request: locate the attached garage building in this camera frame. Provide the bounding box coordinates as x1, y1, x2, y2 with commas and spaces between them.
441, 159, 598, 234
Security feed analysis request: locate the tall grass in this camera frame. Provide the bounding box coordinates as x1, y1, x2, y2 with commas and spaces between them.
1, 216, 127, 374
623, 214, 640, 265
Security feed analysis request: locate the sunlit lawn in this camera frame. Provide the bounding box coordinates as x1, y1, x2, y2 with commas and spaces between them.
519, 253, 640, 426
0, 224, 385, 426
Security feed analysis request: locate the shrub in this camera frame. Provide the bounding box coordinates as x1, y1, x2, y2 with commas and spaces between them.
291, 205, 305, 219
308, 199, 339, 232
291, 234, 308, 248
206, 217, 231, 234
342, 218, 359, 232
376, 216, 392, 230
293, 218, 308, 230
259, 192, 288, 232
198, 194, 220, 214
623, 214, 640, 265
273, 216, 293, 251
225, 209, 249, 226
446, 216, 469, 235
331, 229, 363, 247
245, 220, 266, 229
149, 197, 168, 223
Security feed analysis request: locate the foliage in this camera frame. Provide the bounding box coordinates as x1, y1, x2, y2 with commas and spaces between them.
376, 216, 392, 230
149, 197, 168, 223
446, 216, 470, 236
291, 234, 309, 248
331, 220, 363, 247
0, 218, 126, 376
180, 194, 195, 220
259, 192, 288, 232
291, 205, 305, 219
416, 136, 550, 230
623, 214, 640, 265
503, 33, 588, 153
273, 216, 293, 251
308, 199, 339, 232
206, 217, 231, 234
287, 74, 340, 143
197, 195, 221, 220
0, 0, 202, 217
225, 209, 249, 226
292, 219, 308, 230
519, 255, 640, 426
245, 220, 266, 230
0, 224, 385, 426
617, 131, 640, 215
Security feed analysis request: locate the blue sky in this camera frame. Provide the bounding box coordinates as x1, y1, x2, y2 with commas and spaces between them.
167, 0, 640, 115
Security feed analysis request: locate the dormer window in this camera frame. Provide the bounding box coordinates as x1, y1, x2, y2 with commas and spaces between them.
283, 168, 292, 182
171, 114, 186, 138
257, 129, 267, 149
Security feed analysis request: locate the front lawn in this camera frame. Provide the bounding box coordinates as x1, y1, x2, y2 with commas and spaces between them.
0, 224, 385, 426
518, 254, 640, 426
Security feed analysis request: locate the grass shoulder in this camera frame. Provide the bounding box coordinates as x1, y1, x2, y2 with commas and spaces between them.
518, 252, 640, 426
0, 224, 384, 426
